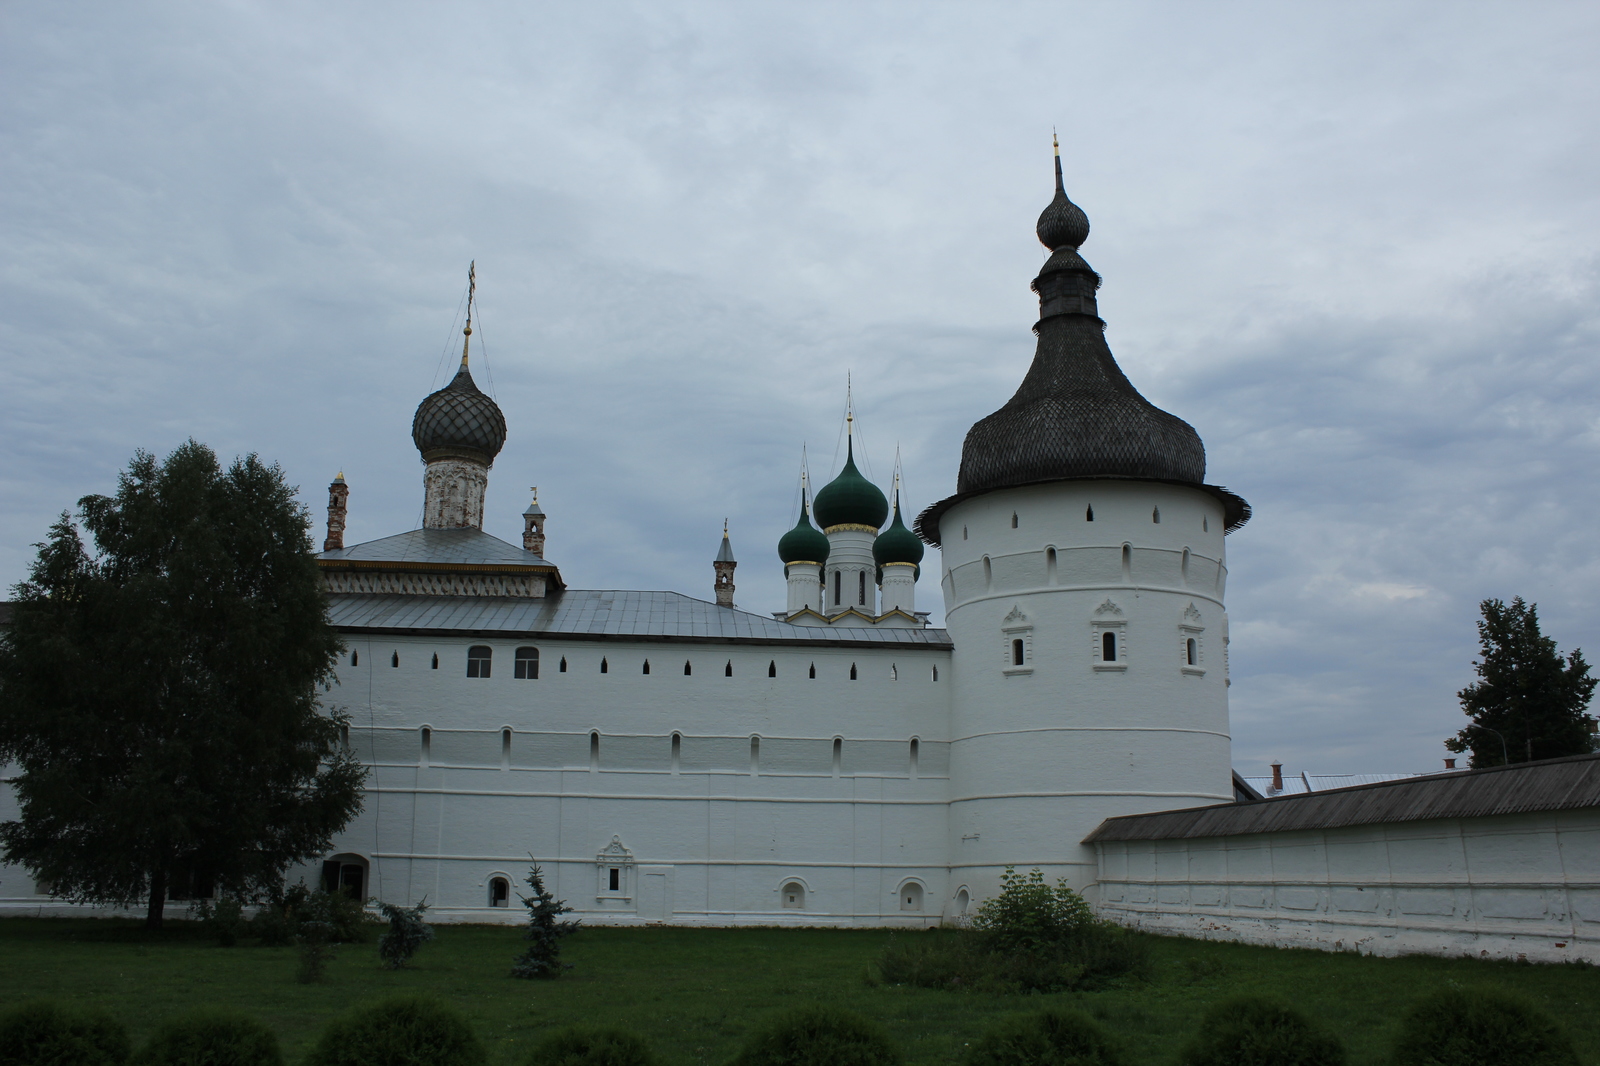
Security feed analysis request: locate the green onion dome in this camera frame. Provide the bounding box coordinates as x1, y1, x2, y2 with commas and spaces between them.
873, 493, 924, 572
812, 438, 888, 531
778, 493, 830, 565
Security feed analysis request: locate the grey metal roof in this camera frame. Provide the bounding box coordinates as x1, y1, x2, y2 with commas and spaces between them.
327, 589, 953, 649
715, 534, 736, 564
319, 528, 553, 569
1085, 753, 1600, 843
1242, 771, 1432, 798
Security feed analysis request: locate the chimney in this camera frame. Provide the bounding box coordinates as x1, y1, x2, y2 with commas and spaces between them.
1444, 758, 1456, 770
1270, 762, 1283, 792
324, 473, 349, 551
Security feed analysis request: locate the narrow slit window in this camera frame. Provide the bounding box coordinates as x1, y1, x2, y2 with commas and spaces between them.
351, 650, 359, 667
642, 659, 650, 675
1012, 638, 1025, 666
1086, 505, 1094, 522
858, 571, 866, 606
932, 665, 939, 682
671, 732, 681, 772
608, 867, 620, 892
750, 736, 760, 775
559, 656, 568, 672
501, 728, 511, 765
849, 662, 858, 680
909, 738, 919, 776
1186, 638, 1197, 666
1011, 512, 1018, 528
1121, 544, 1131, 579
391, 651, 399, 668
600, 657, 609, 674
833, 570, 841, 605
1102, 631, 1117, 662
890, 663, 898, 681
962, 526, 968, 540
725, 660, 733, 677
983, 557, 992, 588
514, 646, 539, 679
466, 645, 491, 678
809, 662, 816, 679
338, 724, 350, 748
431, 653, 438, 670
420, 727, 431, 765
768, 660, 776, 678
1152, 506, 1161, 524
832, 737, 842, 775
589, 731, 600, 770
682, 660, 691, 676
1203, 516, 1209, 532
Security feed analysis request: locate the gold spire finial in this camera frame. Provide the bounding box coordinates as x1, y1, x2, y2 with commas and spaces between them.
723, 517, 729, 536
529, 485, 538, 503
846, 371, 854, 434
460, 260, 476, 368
1053, 128, 1059, 156
336, 470, 345, 480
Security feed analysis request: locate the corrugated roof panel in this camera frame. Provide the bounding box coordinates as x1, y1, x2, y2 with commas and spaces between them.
1084, 754, 1600, 843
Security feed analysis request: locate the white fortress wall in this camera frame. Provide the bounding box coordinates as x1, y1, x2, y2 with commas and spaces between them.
299, 633, 955, 925
941, 479, 1235, 903
1093, 807, 1600, 964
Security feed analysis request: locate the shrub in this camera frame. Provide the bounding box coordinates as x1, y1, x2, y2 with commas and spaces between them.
972, 868, 1095, 953
877, 921, 1149, 994
522, 1026, 658, 1066
191, 896, 247, 947
0, 1000, 131, 1066
250, 884, 371, 947
132, 1011, 282, 1066
1391, 986, 1579, 1066
728, 1005, 901, 1066
964, 1009, 1127, 1066
511, 862, 580, 979
377, 898, 435, 970
1177, 997, 1344, 1066
295, 920, 337, 984
304, 996, 487, 1066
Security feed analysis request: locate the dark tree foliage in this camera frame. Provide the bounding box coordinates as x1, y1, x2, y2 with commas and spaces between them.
511, 861, 579, 978
0, 1000, 131, 1066
1446, 598, 1597, 767
1177, 997, 1345, 1066
728, 1006, 902, 1066
132, 1010, 284, 1066
0, 441, 366, 929
963, 1009, 1127, 1066
377, 898, 435, 970
304, 996, 487, 1066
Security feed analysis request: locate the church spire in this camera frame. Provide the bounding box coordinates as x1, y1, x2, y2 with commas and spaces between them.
1036, 133, 1090, 251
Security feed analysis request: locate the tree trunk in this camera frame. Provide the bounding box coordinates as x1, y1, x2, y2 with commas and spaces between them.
146, 866, 167, 930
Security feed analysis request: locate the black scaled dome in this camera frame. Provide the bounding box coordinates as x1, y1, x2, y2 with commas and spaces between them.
412, 362, 507, 462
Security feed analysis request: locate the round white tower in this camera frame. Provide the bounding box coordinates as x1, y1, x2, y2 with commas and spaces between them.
917, 142, 1250, 902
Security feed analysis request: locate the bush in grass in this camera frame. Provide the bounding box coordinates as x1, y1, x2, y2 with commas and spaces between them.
191, 896, 248, 947
132, 1011, 282, 1066
1177, 997, 1344, 1066
511, 862, 579, 979
522, 1026, 658, 1066
963, 1009, 1127, 1066
972, 868, 1095, 953
728, 1006, 901, 1066
1391, 986, 1578, 1066
0, 1000, 131, 1066
304, 996, 486, 1066
377, 898, 434, 970
250, 884, 371, 947
295, 919, 338, 984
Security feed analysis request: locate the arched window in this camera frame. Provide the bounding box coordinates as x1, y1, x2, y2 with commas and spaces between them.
1181, 547, 1191, 583
489, 877, 510, 908
391, 651, 399, 668
849, 663, 858, 680
600, 657, 608, 673
501, 728, 511, 766
768, 660, 777, 678
670, 732, 681, 773
1102, 631, 1117, 662
431, 653, 438, 670
1186, 638, 1197, 666
351, 650, 359, 667
1046, 546, 1058, 583
725, 660, 733, 677
901, 882, 924, 912
514, 647, 539, 680
808, 662, 816, 679
420, 727, 431, 766
909, 738, 919, 776
559, 656, 568, 672
1121, 544, 1132, 580
589, 731, 599, 771
955, 887, 970, 916
858, 571, 866, 606
467, 645, 492, 678
983, 556, 992, 589
781, 881, 806, 909
642, 659, 650, 675
832, 737, 842, 775
683, 660, 692, 676
1012, 638, 1025, 666
750, 735, 760, 775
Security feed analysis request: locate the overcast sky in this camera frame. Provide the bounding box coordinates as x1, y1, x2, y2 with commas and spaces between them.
4, 2, 1598, 775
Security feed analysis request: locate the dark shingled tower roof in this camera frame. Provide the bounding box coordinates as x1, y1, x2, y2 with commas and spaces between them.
916, 143, 1248, 545
412, 361, 507, 463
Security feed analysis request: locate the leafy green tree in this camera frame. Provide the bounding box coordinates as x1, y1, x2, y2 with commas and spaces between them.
0, 441, 365, 928
1446, 597, 1597, 767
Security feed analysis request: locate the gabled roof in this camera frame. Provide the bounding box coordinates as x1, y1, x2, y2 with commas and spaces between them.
1085, 753, 1600, 844
318, 528, 556, 571
327, 589, 953, 649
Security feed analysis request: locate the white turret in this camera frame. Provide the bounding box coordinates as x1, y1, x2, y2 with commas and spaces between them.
917, 140, 1250, 904
777, 472, 830, 619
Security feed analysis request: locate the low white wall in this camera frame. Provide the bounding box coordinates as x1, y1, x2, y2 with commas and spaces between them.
1093, 807, 1600, 964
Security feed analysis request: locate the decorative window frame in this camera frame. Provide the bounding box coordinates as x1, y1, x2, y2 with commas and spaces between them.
1000, 605, 1033, 676
1179, 602, 1206, 676
1091, 598, 1128, 672
595, 835, 635, 903
896, 877, 928, 912
776, 875, 812, 910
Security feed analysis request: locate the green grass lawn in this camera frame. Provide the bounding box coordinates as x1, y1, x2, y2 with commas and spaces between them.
1, 918, 1596, 1064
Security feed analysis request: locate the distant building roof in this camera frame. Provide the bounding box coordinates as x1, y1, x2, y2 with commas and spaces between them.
328, 589, 954, 649
1241, 771, 1430, 798
319, 528, 557, 572
1085, 753, 1600, 843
